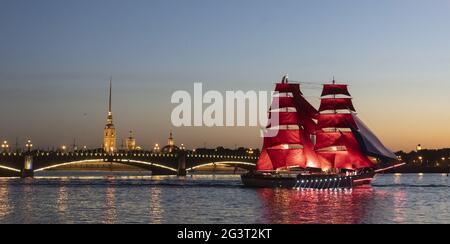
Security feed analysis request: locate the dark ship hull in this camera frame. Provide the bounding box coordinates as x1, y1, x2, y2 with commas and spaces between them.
241, 171, 374, 189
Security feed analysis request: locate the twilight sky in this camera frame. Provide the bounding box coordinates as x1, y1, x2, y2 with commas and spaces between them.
1, 0, 450, 151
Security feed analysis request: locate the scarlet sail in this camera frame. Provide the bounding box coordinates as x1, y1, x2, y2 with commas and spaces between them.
317, 113, 357, 130
257, 75, 320, 171
275, 83, 302, 94
271, 96, 296, 109
319, 98, 356, 112
257, 76, 396, 173
244, 76, 398, 189
321, 84, 351, 97
267, 149, 306, 169
315, 81, 396, 170
256, 149, 274, 171
268, 112, 299, 127
263, 129, 302, 149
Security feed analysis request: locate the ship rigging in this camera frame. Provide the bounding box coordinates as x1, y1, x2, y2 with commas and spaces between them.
242, 75, 403, 189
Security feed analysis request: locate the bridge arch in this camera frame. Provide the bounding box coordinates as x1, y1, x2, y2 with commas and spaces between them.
34, 159, 178, 174
0, 164, 21, 173
123, 159, 178, 173
187, 161, 256, 171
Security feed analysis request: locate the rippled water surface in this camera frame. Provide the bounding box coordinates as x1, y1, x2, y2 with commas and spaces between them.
0, 172, 449, 224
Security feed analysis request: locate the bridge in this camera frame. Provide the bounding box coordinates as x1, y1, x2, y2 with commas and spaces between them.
0, 150, 257, 178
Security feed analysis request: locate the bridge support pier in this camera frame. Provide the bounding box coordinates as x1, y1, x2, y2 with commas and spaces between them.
177, 151, 187, 176
21, 155, 34, 178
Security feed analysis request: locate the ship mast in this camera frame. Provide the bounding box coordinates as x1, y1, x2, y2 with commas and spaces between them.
315, 80, 373, 171
256, 75, 320, 171
333, 77, 337, 133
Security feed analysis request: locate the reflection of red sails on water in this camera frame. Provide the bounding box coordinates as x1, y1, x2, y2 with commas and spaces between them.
256, 188, 376, 224
242, 75, 404, 189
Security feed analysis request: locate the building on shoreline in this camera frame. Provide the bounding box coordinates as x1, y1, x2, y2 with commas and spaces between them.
126, 130, 137, 151
103, 79, 117, 153
162, 132, 179, 153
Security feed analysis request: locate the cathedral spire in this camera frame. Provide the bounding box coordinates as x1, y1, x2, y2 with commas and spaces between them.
107, 77, 113, 124
104, 77, 116, 153
109, 77, 112, 114
168, 131, 174, 147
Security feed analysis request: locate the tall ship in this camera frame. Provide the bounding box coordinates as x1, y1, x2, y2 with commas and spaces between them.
242, 75, 403, 189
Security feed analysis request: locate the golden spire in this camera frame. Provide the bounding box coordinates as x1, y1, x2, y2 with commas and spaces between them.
107, 77, 113, 124
104, 77, 116, 153
168, 131, 174, 147
109, 78, 112, 111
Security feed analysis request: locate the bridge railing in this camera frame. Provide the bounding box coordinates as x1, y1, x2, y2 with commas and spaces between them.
1, 150, 259, 177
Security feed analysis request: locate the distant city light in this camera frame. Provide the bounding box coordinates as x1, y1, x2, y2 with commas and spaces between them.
416, 144, 422, 151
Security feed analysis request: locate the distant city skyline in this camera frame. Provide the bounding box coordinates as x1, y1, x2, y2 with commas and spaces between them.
1, 0, 450, 151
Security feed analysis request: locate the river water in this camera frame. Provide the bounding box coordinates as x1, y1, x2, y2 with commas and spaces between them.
0, 172, 449, 224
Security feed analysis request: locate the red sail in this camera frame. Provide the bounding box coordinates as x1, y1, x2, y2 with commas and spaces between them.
256, 149, 274, 171
321, 84, 351, 97
317, 113, 357, 129
318, 151, 372, 170
300, 129, 321, 169
271, 96, 296, 109
259, 124, 319, 170
266, 141, 322, 170
292, 89, 318, 119
298, 114, 317, 135
317, 153, 334, 170
268, 112, 299, 126
316, 132, 373, 170
275, 83, 302, 94
315, 131, 349, 150
339, 132, 373, 168
319, 98, 355, 112
267, 111, 316, 131
287, 149, 306, 168
257, 78, 320, 171
273, 83, 318, 119
263, 129, 302, 149
267, 149, 306, 169
313, 81, 386, 170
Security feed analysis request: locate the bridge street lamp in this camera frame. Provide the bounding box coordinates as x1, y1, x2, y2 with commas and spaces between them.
153, 143, 160, 153
1, 140, 9, 153
25, 139, 33, 153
